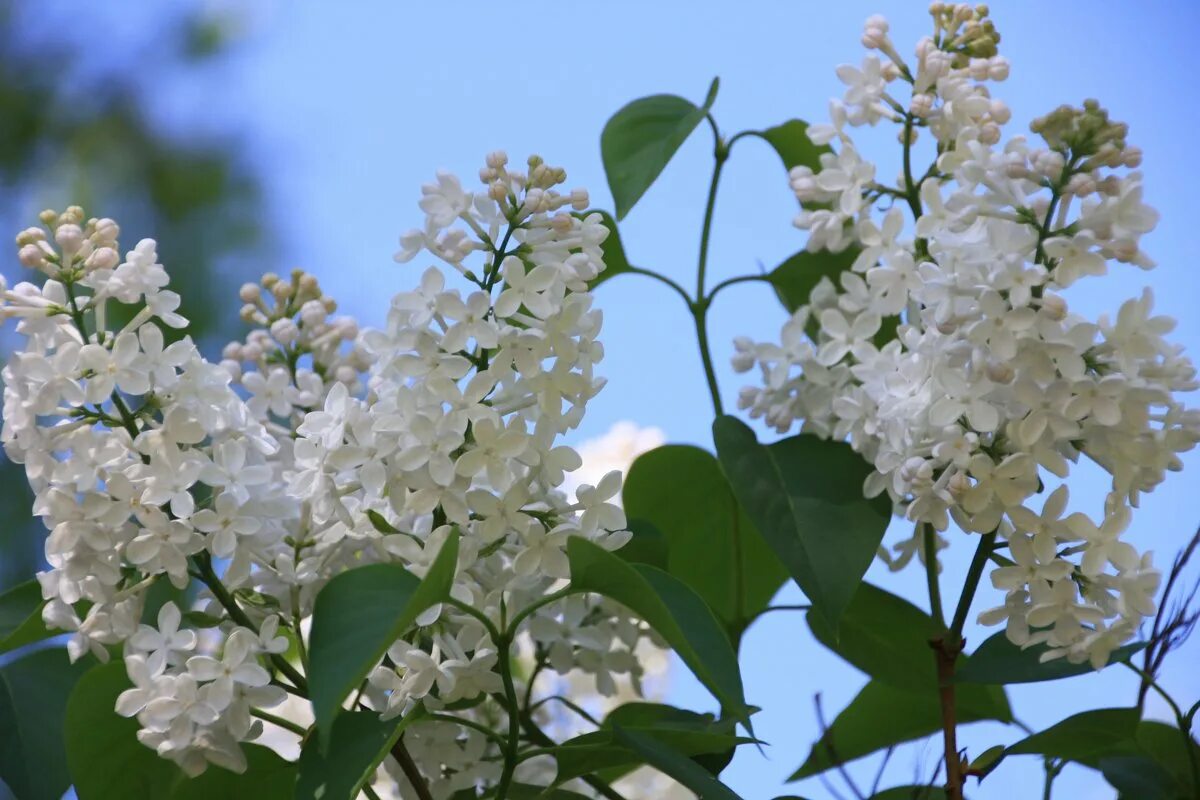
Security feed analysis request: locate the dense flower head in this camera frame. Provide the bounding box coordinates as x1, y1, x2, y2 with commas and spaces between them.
1, 156, 649, 791
733, 7, 1200, 668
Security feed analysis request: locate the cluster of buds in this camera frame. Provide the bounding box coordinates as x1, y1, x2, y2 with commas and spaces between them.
16, 207, 120, 279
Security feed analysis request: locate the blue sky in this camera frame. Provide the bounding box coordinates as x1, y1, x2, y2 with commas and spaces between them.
46, 1, 1200, 797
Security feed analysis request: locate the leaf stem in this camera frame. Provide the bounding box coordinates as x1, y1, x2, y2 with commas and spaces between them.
250, 707, 308, 737
494, 631, 523, 800
624, 265, 692, 307
692, 116, 731, 417
922, 523, 946, 630
950, 530, 997, 639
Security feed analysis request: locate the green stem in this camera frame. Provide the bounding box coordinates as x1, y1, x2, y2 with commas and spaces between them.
922, 523, 946, 629
692, 117, 731, 418
494, 633, 523, 800
503, 586, 573, 640
192, 555, 309, 692
528, 694, 602, 727
515, 713, 630, 800
706, 273, 770, 301
446, 597, 504, 646
1122, 662, 1200, 790
950, 530, 998, 639
1041, 759, 1061, 800
250, 708, 307, 737
625, 265, 692, 307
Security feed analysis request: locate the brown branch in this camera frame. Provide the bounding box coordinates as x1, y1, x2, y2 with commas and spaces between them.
390, 736, 434, 800
931, 635, 966, 800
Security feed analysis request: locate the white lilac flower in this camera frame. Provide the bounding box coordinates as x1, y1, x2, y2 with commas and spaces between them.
733, 12, 1199, 669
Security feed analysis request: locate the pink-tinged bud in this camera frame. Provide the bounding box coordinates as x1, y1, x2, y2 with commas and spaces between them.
987, 361, 1014, 384
55, 223, 84, 256
18, 244, 45, 268
85, 246, 119, 272
1040, 294, 1067, 320
979, 123, 1001, 145
91, 218, 120, 243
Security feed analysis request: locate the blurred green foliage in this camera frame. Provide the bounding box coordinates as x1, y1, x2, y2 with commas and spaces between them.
0, 1, 267, 591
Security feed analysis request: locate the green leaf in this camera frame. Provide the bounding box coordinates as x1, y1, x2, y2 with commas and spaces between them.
565, 537, 749, 725
0, 579, 53, 655
623, 445, 787, 639
966, 744, 1006, 781
767, 248, 859, 314
611, 724, 745, 800
1132, 721, 1200, 793
0, 647, 93, 800
616, 519, 670, 570
712, 417, 892, 630
502, 785, 593, 800
296, 708, 425, 800
601, 78, 718, 220
366, 508, 401, 534
578, 209, 633, 290
870, 788, 948, 800
758, 119, 829, 174
956, 633, 1146, 684
790, 679, 1011, 780
1009, 713, 1198, 797
807, 583, 940, 691
308, 531, 459, 744
1099, 755, 1182, 799
554, 724, 746, 784
1006, 708, 1142, 763
65, 661, 183, 799
169, 745, 296, 800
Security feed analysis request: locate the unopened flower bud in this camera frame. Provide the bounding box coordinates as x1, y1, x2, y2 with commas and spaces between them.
91, 218, 120, 243
239, 283, 261, 303
489, 181, 508, 202
570, 188, 589, 211
222, 342, 243, 360
1122, 146, 1143, 168
335, 365, 358, 384
948, 471, 972, 497
986, 361, 1014, 384
55, 224, 84, 256
18, 244, 45, 269
220, 359, 242, 381
270, 318, 299, 344
85, 246, 119, 272
1040, 294, 1067, 320
38, 209, 57, 226
988, 56, 1009, 81
989, 99, 1011, 124
486, 150, 508, 169
271, 281, 292, 303
910, 93, 934, 118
